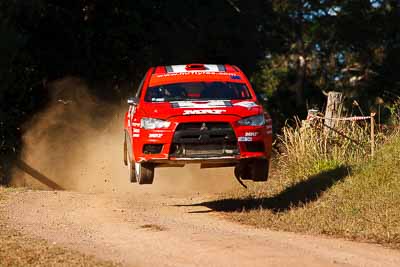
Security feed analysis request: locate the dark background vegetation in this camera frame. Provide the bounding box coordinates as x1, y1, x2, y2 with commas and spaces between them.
1, 0, 399, 184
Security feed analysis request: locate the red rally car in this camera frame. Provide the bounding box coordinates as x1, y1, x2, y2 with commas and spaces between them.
123, 64, 272, 184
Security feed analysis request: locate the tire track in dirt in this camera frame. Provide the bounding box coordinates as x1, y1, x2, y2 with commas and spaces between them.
2, 189, 400, 267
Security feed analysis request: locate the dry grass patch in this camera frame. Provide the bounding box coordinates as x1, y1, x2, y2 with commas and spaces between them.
195, 125, 400, 248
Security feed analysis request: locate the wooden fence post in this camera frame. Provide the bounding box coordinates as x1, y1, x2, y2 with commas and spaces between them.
324, 91, 344, 135
371, 113, 375, 157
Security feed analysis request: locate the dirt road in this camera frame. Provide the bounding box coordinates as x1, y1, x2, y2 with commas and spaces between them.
3, 173, 400, 267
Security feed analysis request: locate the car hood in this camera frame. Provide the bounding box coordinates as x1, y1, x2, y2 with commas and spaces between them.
140, 100, 263, 119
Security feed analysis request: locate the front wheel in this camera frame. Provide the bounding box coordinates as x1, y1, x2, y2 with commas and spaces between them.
127, 149, 137, 183
251, 159, 269, 182
125, 132, 137, 183
135, 162, 155, 184
235, 159, 269, 182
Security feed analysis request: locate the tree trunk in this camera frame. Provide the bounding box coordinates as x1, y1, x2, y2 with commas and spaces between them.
294, 0, 306, 109
295, 55, 306, 108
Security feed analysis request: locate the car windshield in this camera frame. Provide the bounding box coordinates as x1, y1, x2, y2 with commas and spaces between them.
144, 82, 252, 102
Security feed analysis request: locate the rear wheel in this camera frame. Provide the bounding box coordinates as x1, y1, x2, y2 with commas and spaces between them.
125, 133, 137, 183
135, 162, 155, 184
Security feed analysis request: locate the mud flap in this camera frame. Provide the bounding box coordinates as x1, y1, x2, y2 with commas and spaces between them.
233, 168, 248, 189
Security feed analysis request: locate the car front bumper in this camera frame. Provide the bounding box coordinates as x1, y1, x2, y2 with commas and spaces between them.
130, 116, 272, 164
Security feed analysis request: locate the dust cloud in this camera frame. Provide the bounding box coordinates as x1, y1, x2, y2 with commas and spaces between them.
11, 77, 238, 194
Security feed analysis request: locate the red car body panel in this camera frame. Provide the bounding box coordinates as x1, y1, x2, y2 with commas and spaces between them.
124, 64, 272, 166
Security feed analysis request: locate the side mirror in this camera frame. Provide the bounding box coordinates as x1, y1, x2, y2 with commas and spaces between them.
127, 97, 138, 106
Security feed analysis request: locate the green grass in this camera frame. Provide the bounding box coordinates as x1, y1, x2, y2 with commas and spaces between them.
196, 126, 400, 248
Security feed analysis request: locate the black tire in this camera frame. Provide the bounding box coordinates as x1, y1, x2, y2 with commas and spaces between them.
135, 162, 154, 184
123, 133, 128, 166
235, 159, 269, 182
125, 132, 137, 183
250, 159, 269, 182
127, 148, 137, 183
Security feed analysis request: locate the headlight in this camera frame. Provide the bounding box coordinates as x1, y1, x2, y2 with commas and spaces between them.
237, 114, 265, 126
141, 118, 171, 129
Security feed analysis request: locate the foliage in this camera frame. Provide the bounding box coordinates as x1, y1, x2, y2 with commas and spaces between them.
253, 0, 400, 124
0, 2, 47, 184
385, 98, 400, 125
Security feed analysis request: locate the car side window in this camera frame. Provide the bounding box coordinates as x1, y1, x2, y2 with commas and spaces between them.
135, 74, 146, 99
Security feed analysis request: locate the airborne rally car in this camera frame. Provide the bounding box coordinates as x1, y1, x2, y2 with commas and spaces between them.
123, 64, 272, 184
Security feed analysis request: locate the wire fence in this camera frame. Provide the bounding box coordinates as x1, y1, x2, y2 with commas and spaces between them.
305, 111, 376, 157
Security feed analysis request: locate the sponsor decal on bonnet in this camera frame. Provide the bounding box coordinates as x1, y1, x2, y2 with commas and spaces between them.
155, 72, 236, 78
151, 98, 165, 102
183, 109, 226, 115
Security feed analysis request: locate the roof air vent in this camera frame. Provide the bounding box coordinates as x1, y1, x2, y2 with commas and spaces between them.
185, 64, 206, 71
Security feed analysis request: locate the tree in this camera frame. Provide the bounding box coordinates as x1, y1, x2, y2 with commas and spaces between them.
253, 0, 400, 126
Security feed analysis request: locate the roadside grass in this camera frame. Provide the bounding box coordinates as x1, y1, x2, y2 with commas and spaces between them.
0, 187, 120, 267
197, 123, 400, 248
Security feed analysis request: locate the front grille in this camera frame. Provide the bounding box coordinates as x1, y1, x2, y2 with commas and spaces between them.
175, 122, 232, 131
170, 122, 238, 158
173, 122, 236, 144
